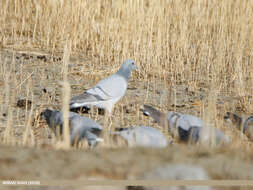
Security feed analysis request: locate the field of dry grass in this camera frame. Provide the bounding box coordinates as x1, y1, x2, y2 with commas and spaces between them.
0, 0, 253, 189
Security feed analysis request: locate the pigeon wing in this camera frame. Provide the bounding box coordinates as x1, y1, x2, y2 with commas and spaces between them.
69, 92, 106, 109
88, 74, 128, 99
70, 74, 127, 109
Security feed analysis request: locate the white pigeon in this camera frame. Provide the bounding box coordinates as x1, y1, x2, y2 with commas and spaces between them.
70, 59, 137, 115
112, 126, 168, 148
141, 105, 229, 145
41, 109, 103, 147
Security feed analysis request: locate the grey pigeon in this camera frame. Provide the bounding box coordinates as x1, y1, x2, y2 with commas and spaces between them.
41, 109, 103, 147
141, 105, 229, 145
112, 126, 168, 148
70, 59, 138, 115
224, 112, 253, 140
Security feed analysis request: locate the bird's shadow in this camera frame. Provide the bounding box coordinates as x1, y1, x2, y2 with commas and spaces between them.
70, 107, 105, 115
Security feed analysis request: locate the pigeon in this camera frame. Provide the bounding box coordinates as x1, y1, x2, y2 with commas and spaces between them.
141, 105, 229, 145
112, 126, 169, 148
224, 112, 253, 140
70, 59, 138, 115
41, 109, 103, 147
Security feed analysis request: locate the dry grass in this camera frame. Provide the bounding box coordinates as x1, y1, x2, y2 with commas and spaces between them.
0, 0, 253, 183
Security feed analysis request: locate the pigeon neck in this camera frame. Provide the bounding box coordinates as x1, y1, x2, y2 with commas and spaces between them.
45, 117, 50, 126
43, 110, 53, 126
243, 116, 253, 133
116, 68, 131, 81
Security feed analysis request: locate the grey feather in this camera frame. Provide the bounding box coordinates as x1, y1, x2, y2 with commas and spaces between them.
70, 92, 106, 105
142, 105, 168, 126
141, 105, 229, 145
41, 109, 103, 147
112, 126, 168, 148
69, 59, 137, 114
243, 116, 253, 133
224, 112, 253, 141
224, 112, 242, 130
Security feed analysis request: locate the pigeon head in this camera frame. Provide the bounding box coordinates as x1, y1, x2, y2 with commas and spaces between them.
224, 112, 242, 127
40, 109, 54, 125
116, 59, 137, 81
141, 105, 169, 128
